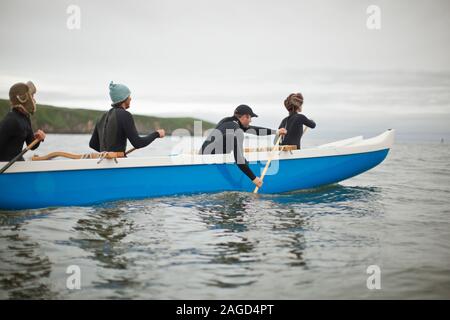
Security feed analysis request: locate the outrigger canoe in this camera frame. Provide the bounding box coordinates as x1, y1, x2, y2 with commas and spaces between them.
0, 129, 394, 210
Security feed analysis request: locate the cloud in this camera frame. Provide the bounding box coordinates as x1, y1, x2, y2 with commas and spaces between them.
0, 0, 449, 136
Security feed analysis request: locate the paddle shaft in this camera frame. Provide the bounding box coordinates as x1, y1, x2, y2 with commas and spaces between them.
253, 125, 308, 194
303, 125, 308, 135
253, 135, 282, 194
0, 139, 40, 174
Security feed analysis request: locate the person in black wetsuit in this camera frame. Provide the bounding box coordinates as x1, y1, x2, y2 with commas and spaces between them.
278, 93, 316, 149
200, 105, 287, 188
0, 81, 46, 162
89, 82, 165, 153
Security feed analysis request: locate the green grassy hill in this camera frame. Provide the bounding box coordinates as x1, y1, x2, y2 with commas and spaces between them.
0, 99, 214, 135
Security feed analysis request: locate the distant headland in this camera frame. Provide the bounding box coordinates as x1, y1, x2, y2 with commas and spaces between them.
0, 99, 214, 135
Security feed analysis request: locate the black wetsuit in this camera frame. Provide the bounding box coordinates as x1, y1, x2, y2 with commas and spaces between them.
200, 116, 276, 181
0, 108, 40, 161
89, 107, 160, 152
278, 113, 316, 149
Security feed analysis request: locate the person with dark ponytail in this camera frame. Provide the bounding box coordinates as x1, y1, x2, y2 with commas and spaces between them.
278, 93, 316, 149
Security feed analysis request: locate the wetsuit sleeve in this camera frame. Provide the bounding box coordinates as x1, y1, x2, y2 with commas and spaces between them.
245, 126, 277, 136
25, 121, 40, 150
0, 117, 15, 151
119, 110, 160, 149
233, 129, 256, 181
278, 119, 287, 129
299, 114, 316, 129
89, 123, 101, 152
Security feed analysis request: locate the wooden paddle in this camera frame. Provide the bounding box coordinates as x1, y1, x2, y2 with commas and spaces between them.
253, 125, 308, 194
0, 139, 40, 174
253, 135, 283, 194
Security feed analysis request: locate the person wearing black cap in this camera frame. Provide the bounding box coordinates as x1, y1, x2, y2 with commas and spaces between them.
0, 81, 46, 162
200, 104, 287, 188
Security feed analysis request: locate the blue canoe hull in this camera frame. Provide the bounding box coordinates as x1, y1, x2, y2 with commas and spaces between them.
0, 148, 389, 210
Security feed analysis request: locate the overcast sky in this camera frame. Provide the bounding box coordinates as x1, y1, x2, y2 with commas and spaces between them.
1, 0, 449, 138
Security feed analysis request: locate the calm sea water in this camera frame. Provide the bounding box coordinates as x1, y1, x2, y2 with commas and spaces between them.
0, 134, 449, 299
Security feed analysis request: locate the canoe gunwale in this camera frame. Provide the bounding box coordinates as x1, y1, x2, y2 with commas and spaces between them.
0, 129, 395, 174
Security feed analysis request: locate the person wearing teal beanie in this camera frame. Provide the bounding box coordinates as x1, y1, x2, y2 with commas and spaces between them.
89, 81, 165, 153
109, 81, 131, 105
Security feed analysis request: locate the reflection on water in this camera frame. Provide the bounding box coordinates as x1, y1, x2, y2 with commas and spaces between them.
269, 184, 382, 206
71, 206, 144, 297
196, 193, 263, 288
0, 184, 384, 298
0, 211, 56, 299
73, 208, 134, 269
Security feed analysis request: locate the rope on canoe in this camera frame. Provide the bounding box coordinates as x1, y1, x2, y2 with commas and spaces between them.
31, 151, 126, 161
31, 145, 298, 161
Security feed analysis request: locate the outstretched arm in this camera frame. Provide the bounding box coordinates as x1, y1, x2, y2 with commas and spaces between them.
120, 111, 160, 149
300, 114, 316, 129
245, 125, 277, 136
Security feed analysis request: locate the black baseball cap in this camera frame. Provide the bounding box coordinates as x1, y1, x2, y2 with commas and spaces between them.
234, 104, 258, 117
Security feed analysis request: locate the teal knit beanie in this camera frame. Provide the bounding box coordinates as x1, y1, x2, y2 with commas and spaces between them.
109, 81, 131, 104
